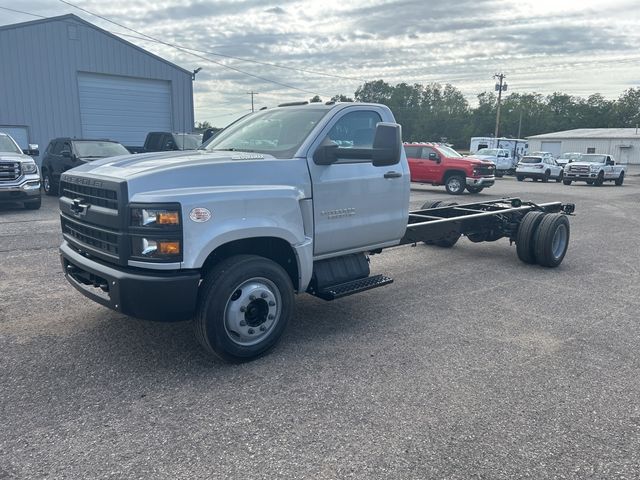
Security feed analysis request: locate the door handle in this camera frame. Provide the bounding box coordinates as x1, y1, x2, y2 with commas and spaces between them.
384, 171, 402, 179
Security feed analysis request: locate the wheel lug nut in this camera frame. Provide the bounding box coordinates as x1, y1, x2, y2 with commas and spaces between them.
248, 329, 255, 335
260, 326, 266, 331
249, 295, 256, 301
240, 320, 247, 326
268, 301, 275, 306
261, 292, 268, 298
268, 314, 275, 320
240, 306, 246, 312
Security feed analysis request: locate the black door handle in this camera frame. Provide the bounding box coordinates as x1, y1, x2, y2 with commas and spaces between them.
384, 171, 402, 179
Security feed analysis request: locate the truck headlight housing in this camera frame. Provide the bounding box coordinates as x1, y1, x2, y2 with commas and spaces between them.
129, 203, 182, 262
22, 160, 38, 174
590, 165, 600, 172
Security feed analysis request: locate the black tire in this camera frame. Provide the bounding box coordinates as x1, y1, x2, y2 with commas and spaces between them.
517, 175, 524, 182
534, 214, 570, 267
42, 171, 57, 196
615, 172, 624, 186
586, 180, 594, 185
434, 202, 460, 247
594, 172, 604, 186
194, 254, 294, 362
495, 171, 504, 178
444, 174, 465, 195
563, 180, 572, 185
24, 197, 42, 210
516, 211, 546, 264
421, 200, 442, 210
466, 186, 484, 194
555, 171, 564, 183
542, 170, 550, 183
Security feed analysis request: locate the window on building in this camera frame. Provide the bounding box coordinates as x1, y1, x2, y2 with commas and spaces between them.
587, 147, 596, 154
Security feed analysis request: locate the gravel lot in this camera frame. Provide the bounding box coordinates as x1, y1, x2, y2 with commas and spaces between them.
1, 176, 639, 479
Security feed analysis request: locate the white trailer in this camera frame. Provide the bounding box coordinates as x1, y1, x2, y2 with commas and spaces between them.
470, 137, 528, 159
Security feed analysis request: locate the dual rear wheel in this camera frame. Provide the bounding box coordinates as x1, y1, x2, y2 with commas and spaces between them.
516, 212, 570, 267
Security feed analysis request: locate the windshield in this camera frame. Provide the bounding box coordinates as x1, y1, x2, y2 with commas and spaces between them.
560, 153, 581, 160
204, 107, 329, 159
438, 145, 463, 158
174, 134, 202, 150
529, 151, 548, 157
476, 148, 499, 155
75, 141, 129, 158
0, 135, 22, 154
580, 154, 607, 163
520, 156, 542, 164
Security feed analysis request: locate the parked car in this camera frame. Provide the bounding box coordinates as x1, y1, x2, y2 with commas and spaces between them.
516, 156, 564, 182
563, 154, 625, 186
405, 143, 495, 194
528, 151, 556, 163
471, 148, 516, 176
126, 132, 203, 154
556, 152, 582, 167
0, 132, 41, 209
41, 138, 130, 196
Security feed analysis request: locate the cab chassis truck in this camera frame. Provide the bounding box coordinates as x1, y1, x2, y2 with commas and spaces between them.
59, 102, 575, 361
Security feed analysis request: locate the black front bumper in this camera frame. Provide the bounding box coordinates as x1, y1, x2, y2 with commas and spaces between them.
60, 242, 200, 322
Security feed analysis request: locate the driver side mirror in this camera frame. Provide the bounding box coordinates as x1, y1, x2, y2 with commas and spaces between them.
23, 144, 39, 156
428, 152, 441, 163
313, 142, 340, 165
371, 122, 402, 167
606, 159, 615, 166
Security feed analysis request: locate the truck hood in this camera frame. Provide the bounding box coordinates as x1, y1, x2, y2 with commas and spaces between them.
0, 152, 34, 163
63, 149, 313, 200
471, 154, 497, 161
462, 157, 495, 166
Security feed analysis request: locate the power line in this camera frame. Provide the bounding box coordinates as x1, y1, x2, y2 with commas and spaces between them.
0, 6, 46, 18
58, 0, 335, 97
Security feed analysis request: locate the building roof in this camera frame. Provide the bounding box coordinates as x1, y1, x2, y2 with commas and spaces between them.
527, 128, 640, 140
0, 14, 191, 76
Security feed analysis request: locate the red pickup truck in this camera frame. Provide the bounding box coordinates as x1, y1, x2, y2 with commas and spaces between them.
404, 143, 496, 194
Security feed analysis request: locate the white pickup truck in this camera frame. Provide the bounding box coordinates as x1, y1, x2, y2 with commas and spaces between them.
563, 154, 625, 186
59, 102, 575, 361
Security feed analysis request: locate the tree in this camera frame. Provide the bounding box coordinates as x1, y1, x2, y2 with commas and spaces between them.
330, 94, 353, 102
309, 95, 322, 103
195, 120, 212, 130
613, 88, 640, 127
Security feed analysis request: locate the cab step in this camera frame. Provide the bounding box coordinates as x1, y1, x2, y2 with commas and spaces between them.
314, 274, 394, 301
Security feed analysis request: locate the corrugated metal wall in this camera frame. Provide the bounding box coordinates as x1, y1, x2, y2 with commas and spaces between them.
527, 138, 640, 164
0, 15, 194, 164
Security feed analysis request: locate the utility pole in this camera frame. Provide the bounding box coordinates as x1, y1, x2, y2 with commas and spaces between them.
517, 109, 523, 139
247, 91, 259, 112
493, 73, 507, 140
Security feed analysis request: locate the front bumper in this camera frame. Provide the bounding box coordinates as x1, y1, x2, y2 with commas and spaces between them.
0, 175, 41, 201
466, 176, 495, 187
565, 172, 598, 181
60, 241, 201, 322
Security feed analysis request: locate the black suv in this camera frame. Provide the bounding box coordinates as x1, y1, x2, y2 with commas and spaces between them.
41, 138, 129, 196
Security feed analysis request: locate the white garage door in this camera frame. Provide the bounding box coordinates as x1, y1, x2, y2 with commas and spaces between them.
0, 126, 29, 149
78, 73, 172, 147
541, 141, 562, 157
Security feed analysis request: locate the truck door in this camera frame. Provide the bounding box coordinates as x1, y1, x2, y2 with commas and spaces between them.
420, 146, 440, 181
307, 108, 409, 256
604, 156, 614, 178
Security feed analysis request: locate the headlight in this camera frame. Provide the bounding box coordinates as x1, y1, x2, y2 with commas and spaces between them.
22, 160, 38, 174
131, 205, 181, 227
590, 165, 600, 171
132, 238, 181, 259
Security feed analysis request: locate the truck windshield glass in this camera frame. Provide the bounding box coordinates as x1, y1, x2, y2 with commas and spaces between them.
75, 141, 129, 158
438, 146, 462, 158
0, 136, 22, 154
174, 134, 202, 150
204, 108, 328, 158
477, 148, 499, 155
580, 154, 606, 163
520, 157, 542, 163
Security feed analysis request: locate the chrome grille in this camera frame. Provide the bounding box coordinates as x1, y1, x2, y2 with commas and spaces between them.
60, 181, 118, 210
61, 216, 119, 256
0, 162, 20, 181
569, 165, 589, 174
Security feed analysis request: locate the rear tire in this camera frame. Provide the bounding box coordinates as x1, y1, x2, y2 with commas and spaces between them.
194, 254, 293, 362
555, 171, 564, 183
534, 214, 570, 267
615, 172, 624, 186
466, 186, 484, 194
444, 175, 465, 195
421, 200, 443, 210
516, 211, 546, 264
517, 175, 524, 182
563, 180, 572, 185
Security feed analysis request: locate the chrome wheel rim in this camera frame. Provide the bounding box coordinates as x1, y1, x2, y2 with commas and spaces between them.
448, 178, 462, 192
224, 277, 281, 346
43, 176, 50, 192
551, 224, 568, 259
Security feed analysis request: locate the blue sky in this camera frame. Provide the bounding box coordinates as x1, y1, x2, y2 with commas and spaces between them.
1, 0, 639, 125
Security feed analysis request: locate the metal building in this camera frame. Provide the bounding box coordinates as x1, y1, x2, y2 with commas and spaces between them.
0, 14, 194, 163
527, 129, 640, 165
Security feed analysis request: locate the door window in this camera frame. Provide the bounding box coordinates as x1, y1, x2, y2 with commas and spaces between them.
404, 146, 420, 158
52, 141, 63, 155
421, 147, 437, 160
327, 111, 382, 149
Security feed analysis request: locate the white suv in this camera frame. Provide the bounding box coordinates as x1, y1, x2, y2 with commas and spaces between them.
516, 156, 564, 183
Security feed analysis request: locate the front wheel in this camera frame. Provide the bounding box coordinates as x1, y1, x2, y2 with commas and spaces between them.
466, 186, 484, 194
194, 255, 294, 362
563, 180, 572, 185
594, 172, 604, 186
615, 172, 624, 186
517, 175, 524, 182
444, 175, 465, 195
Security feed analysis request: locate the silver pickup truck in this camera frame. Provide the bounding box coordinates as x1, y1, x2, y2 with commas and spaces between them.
563, 154, 625, 186
0, 132, 41, 210
59, 102, 575, 361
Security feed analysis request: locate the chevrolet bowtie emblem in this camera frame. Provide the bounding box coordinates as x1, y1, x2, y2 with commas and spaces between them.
70, 198, 90, 217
